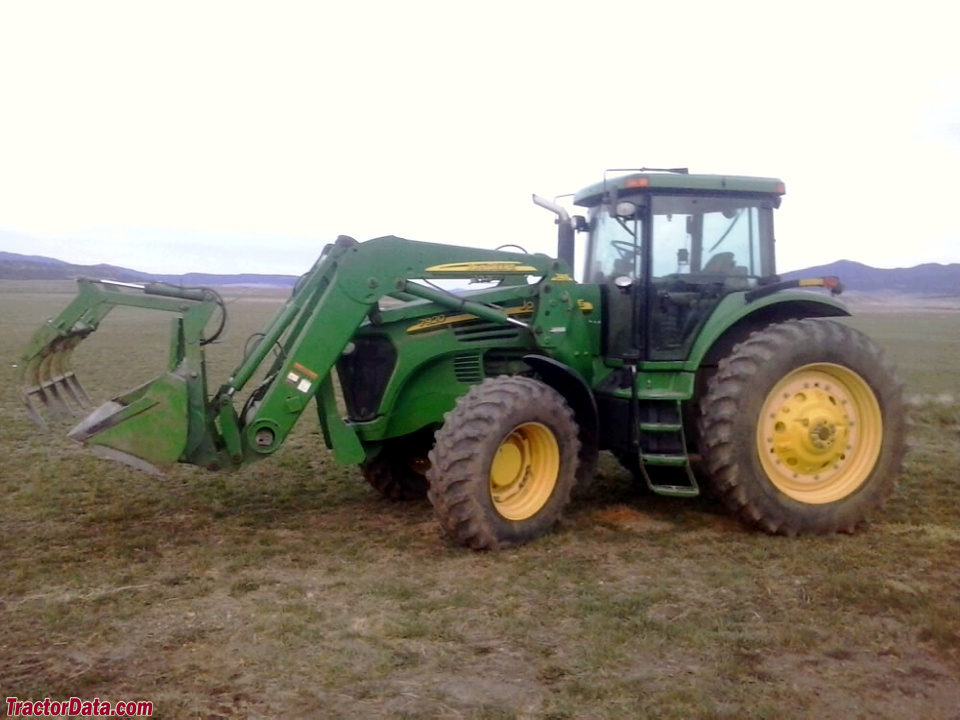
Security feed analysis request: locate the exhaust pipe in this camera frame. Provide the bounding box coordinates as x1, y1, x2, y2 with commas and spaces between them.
532, 194, 575, 271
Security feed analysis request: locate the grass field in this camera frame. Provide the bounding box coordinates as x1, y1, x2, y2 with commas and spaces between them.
1, 282, 958, 719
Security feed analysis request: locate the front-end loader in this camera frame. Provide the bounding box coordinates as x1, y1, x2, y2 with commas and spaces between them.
19, 169, 907, 549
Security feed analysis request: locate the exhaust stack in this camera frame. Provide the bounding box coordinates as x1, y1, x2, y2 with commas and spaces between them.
532, 194, 575, 270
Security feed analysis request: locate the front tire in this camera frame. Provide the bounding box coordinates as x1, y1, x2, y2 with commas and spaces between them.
698, 319, 906, 535
427, 376, 580, 550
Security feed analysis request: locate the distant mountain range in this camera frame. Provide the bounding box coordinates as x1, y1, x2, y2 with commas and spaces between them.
1, 252, 959, 295
0, 251, 298, 287
779, 260, 960, 296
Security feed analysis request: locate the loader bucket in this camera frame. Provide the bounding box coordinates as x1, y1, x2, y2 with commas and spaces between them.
20, 278, 221, 468
67, 372, 190, 473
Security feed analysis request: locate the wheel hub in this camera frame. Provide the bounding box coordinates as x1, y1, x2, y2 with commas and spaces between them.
758, 363, 882, 504
491, 440, 527, 494
488, 422, 559, 520
809, 419, 837, 449
767, 384, 849, 475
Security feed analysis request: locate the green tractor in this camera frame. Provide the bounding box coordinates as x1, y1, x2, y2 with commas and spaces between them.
20, 168, 906, 549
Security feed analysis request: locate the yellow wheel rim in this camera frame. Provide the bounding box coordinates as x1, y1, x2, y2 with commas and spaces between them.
757, 363, 883, 504
489, 422, 560, 520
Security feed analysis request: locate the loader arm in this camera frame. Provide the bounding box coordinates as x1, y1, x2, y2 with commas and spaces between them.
215, 234, 561, 468
22, 234, 567, 473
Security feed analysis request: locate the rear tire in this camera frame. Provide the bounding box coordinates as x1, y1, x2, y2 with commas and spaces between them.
698, 319, 906, 535
427, 376, 580, 550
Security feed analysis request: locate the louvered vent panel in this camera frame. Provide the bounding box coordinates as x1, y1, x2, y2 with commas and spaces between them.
453, 354, 484, 384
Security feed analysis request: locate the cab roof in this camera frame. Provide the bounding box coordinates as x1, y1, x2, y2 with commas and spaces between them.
573, 171, 786, 207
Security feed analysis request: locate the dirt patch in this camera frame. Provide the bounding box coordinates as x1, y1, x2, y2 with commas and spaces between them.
592, 504, 676, 533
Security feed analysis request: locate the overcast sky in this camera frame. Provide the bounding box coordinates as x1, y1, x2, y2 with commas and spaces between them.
1, 1, 957, 276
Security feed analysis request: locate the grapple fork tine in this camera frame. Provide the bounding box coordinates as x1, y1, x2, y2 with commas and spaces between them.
36, 353, 73, 418
20, 333, 96, 428
63, 335, 94, 407
48, 342, 90, 412
66, 372, 93, 407
21, 387, 50, 432
21, 353, 56, 427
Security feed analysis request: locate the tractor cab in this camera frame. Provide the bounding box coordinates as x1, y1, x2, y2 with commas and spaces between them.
573, 169, 784, 361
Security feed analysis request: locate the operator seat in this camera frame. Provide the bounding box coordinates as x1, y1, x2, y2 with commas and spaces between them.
701, 252, 736, 274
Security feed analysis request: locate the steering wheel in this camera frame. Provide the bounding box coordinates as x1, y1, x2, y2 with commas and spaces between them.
611, 240, 641, 260
494, 243, 529, 254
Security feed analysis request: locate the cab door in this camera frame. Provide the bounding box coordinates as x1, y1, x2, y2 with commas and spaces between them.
584, 200, 649, 361
646, 194, 775, 361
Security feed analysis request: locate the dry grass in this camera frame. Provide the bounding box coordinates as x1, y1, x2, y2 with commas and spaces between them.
1, 281, 958, 719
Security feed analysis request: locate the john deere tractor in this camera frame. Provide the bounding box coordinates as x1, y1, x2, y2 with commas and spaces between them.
20, 168, 906, 549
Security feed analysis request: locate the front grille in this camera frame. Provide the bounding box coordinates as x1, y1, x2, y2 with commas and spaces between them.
337, 336, 397, 421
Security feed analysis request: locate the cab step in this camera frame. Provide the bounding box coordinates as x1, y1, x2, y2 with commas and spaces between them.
641, 453, 688, 467
635, 399, 699, 497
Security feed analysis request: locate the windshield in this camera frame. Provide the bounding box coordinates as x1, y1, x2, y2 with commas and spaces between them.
651, 195, 773, 279
584, 194, 775, 284
584, 207, 642, 283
